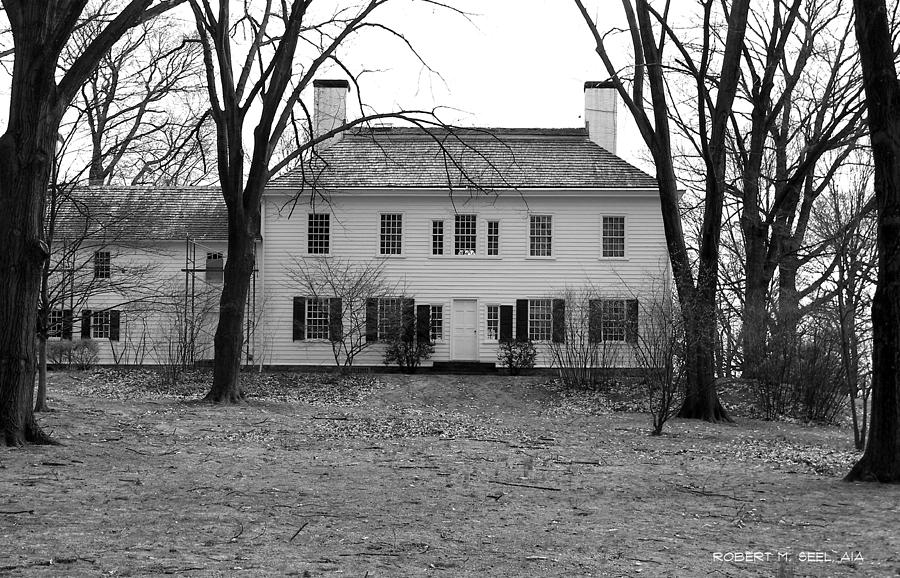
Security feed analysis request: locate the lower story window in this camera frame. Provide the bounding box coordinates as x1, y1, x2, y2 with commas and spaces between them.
601, 300, 627, 342
306, 298, 330, 340
486, 305, 500, 341
430, 305, 443, 341
92, 311, 111, 339
528, 299, 552, 342
48, 309, 68, 338
378, 298, 402, 340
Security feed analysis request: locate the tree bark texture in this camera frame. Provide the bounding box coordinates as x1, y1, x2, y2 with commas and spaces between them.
846, 0, 900, 482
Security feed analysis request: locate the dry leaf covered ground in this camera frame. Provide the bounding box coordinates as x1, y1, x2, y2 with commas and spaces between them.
0, 370, 897, 577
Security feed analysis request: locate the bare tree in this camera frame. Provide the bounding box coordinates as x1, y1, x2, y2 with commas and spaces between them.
285, 256, 400, 371
189, 0, 470, 402
575, 0, 751, 421
845, 0, 900, 482
0, 1, 183, 446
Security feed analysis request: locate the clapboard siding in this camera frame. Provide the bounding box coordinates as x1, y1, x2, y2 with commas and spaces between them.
261, 189, 668, 367
51, 240, 230, 365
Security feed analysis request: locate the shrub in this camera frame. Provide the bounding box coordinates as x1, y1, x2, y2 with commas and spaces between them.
48, 340, 99, 369
497, 339, 536, 376
383, 338, 434, 374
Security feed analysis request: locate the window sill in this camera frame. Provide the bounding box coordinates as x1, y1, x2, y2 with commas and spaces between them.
525, 256, 556, 261
428, 256, 502, 261
376, 254, 406, 259
598, 256, 629, 261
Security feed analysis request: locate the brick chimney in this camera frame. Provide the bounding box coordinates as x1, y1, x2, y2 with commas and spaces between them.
313, 79, 350, 141
584, 80, 617, 154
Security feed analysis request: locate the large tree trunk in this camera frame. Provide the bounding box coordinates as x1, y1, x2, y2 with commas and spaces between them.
206, 204, 256, 403
846, 0, 900, 483
0, 24, 63, 445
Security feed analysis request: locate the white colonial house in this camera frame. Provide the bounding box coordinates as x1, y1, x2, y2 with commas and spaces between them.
53, 80, 668, 369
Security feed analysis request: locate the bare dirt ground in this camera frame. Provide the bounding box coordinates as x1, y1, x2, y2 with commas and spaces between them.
1, 370, 898, 577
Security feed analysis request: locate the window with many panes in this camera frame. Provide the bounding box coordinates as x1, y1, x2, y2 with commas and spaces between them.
601, 299, 627, 341
602, 216, 626, 257
432, 220, 444, 255
454, 214, 477, 255
430, 305, 443, 341
529, 215, 552, 256
48, 309, 66, 338
305, 298, 330, 340
94, 251, 111, 278
487, 221, 499, 256
206, 252, 224, 283
378, 298, 402, 339
486, 305, 500, 341
92, 310, 111, 339
308, 213, 330, 254
528, 299, 552, 341
380, 214, 402, 255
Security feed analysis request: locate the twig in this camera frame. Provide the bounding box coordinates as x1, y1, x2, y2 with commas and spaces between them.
0, 509, 34, 515
312, 415, 349, 421
289, 521, 309, 542
230, 522, 244, 541
488, 480, 561, 492
674, 485, 752, 502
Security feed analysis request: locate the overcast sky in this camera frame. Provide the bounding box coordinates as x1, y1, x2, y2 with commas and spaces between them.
0, 1, 652, 172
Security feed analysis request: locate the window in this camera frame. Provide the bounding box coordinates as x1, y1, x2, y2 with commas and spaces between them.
432, 220, 444, 255
528, 299, 552, 341
378, 298, 402, 340
454, 214, 477, 255
94, 251, 111, 278
305, 298, 330, 340
48, 309, 69, 338
601, 299, 627, 342
380, 214, 402, 255
487, 221, 499, 256
206, 252, 224, 283
486, 305, 500, 341
308, 213, 330, 254
92, 310, 111, 339
602, 216, 626, 257
430, 305, 444, 341
529, 215, 552, 257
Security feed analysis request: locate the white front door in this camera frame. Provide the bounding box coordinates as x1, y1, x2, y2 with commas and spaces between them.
452, 299, 478, 360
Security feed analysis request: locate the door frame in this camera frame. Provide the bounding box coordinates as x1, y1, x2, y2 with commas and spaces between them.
451, 297, 479, 361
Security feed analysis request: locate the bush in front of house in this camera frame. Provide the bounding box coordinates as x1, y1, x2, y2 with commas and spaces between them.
47, 340, 100, 370
383, 338, 434, 374
497, 339, 536, 376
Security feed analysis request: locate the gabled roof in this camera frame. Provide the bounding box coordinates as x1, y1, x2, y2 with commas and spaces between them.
55, 187, 227, 242
269, 127, 657, 191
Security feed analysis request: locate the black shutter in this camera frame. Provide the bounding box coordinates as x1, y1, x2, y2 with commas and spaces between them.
499, 305, 513, 342
329, 298, 343, 342
365, 298, 378, 342
416, 304, 431, 344
588, 300, 602, 343
626, 299, 639, 344
109, 310, 121, 342
81, 310, 92, 339
515, 299, 529, 341
552, 299, 566, 343
292, 297, 306, 341
401, 298, 415, 343
62, 309, 73, 340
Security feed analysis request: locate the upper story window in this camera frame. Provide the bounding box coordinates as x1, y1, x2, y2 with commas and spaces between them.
454, 214, 476, 255
306, 298, 331, 340
432, 220, 444, 255
206, 252, 224, 283
308, 213, 330, 254
529, 215, 552, 257
93, 251, 111, 278
602, 216, 626, 257
528, 299, 552, 341
380, 214, 403, 255
487, 220, 499, 256
430, 305, 444, 341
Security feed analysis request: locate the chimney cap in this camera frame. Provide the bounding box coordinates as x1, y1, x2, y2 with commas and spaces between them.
313, 79, 350, 89
584, 80, 617, 90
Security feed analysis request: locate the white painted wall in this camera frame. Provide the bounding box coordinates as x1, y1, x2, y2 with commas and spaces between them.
261, 188, 669, 368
